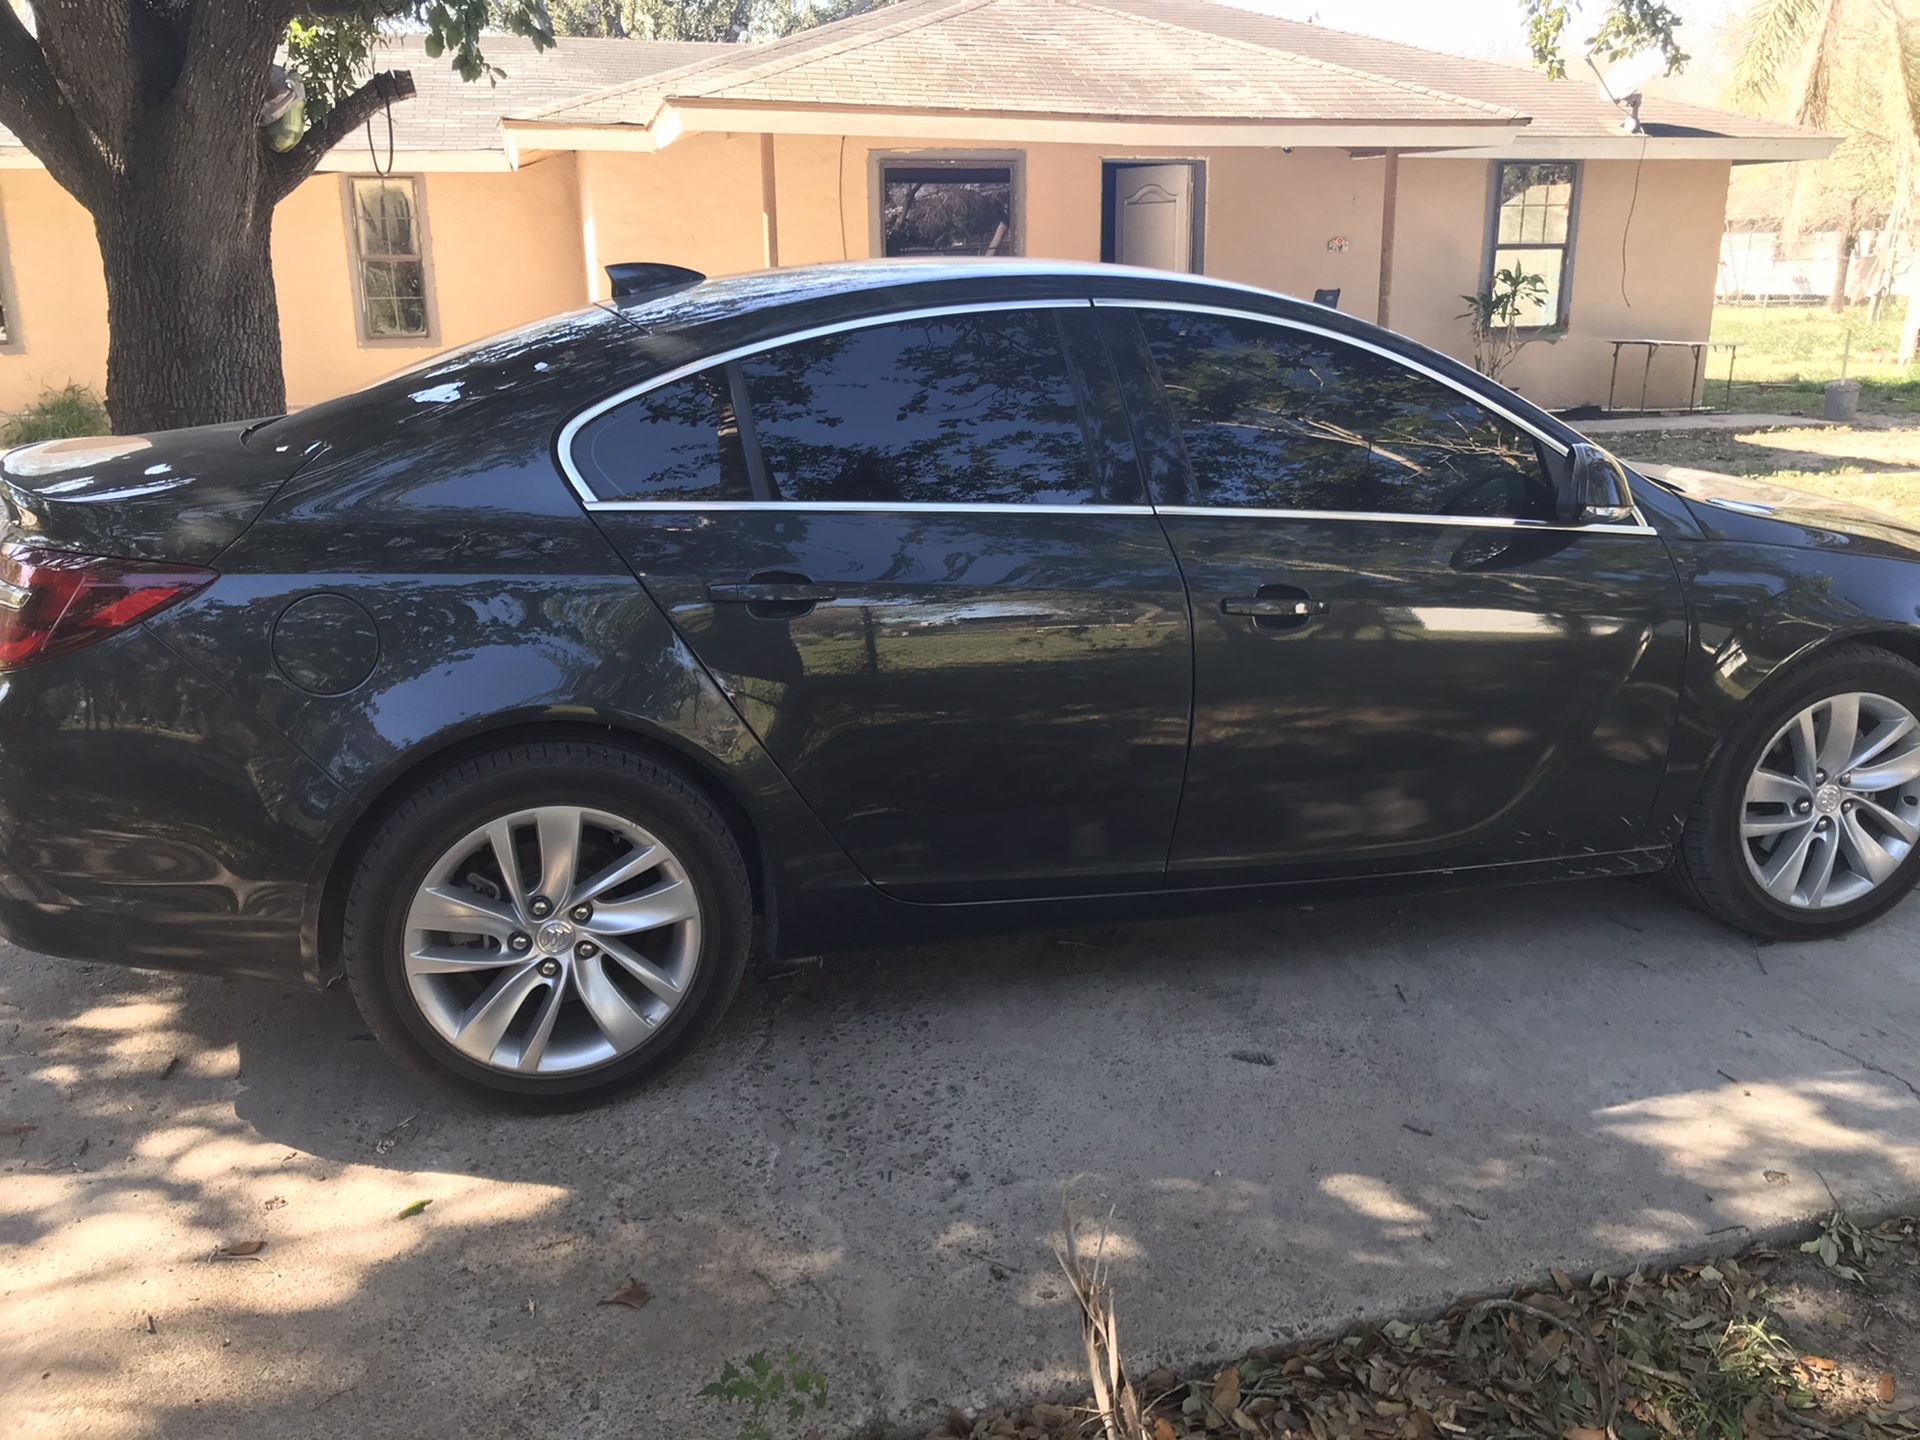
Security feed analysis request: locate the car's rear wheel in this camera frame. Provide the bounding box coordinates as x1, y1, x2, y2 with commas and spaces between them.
1676, 644, 1920, 938
342, 741, 751, 1105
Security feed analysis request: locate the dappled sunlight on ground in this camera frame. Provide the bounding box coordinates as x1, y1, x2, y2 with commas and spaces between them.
2, 877, 1917, 1438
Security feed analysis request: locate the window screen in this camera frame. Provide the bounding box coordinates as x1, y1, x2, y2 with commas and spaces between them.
738, 312, 1103, 506
570, 367, 753, 504
1137, 311, 1553, 521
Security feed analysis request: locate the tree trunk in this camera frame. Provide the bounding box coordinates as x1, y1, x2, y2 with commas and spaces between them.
1828, 211, 1855, 315
97, 197, 284, 435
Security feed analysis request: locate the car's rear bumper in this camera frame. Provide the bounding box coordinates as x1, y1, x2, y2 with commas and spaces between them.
0, 625, 348, 983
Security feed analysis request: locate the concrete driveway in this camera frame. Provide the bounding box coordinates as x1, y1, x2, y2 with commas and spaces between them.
3, 877, 1918, 1440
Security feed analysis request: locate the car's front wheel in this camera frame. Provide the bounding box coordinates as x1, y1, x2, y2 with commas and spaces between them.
342, 741, 751, 1105
1676, 644, 1920, 938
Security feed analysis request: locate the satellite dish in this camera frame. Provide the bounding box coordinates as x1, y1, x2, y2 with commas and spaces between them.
1588, 47, 1664, 132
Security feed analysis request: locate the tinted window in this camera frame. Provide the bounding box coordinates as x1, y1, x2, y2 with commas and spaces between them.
571, 367, 752, 503
739, 312, 1103, 506
1137, 311, 1553, 520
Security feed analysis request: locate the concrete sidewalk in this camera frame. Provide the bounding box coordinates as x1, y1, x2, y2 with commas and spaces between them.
3, 878, 1918, 1440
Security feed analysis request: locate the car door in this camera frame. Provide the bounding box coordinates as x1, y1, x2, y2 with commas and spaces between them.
1098, 301, 1688, 881
571, 301, 1193, 902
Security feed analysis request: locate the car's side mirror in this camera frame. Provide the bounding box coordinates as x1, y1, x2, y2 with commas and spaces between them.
1556, 443, 1637, 526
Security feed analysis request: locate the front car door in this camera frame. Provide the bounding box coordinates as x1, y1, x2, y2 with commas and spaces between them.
571, 300, 1193, 902
1098, 300, 1688, 881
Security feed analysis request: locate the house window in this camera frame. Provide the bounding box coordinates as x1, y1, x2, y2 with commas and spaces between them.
346, 177, 433, 342
876, 158, 1020, 257
1489, 161, 1577, 327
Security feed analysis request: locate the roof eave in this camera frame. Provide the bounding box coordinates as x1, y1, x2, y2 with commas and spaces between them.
1420, 132, 1838, 162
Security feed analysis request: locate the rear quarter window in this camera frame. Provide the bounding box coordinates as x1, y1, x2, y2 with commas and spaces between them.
569, 367, 753, 504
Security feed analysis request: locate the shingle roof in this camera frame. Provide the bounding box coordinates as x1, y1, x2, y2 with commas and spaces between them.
1092, 0, 1813, 141
0, 33, 725, 154
523, 0, 1523, 126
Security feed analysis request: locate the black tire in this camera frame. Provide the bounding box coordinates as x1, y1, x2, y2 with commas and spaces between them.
342, 741, 752, 1107
1674, 643, 1920, 939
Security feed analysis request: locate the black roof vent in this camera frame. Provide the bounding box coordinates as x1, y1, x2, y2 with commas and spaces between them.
605, 262, 706, 304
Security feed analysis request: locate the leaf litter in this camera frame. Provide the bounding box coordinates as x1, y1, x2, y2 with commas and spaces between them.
927, 1215, 1920, 1440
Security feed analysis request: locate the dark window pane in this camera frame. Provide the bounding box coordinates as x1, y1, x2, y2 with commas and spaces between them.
741, 312, 1100, 506
882, 165, 1016, 256
1138, 312, 1552, 520
572, 368, 752, 503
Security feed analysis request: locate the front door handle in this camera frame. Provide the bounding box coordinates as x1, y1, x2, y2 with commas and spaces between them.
708, 572, 837, 619
1221, 587, 1328, 632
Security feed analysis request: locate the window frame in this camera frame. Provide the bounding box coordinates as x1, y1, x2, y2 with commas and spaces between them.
1097, 298, 1647, 534
1483, 160, 1580, 332
868, 151, 1026, 260
561, 299, 1148, 515
341, 173, 439, 347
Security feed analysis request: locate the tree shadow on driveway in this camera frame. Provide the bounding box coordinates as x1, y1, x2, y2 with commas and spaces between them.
2, 876, 1917, 1440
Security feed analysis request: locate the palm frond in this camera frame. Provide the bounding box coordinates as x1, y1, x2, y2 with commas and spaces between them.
1731, 0, 1831, 102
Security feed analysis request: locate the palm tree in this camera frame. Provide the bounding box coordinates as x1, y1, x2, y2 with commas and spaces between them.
1732, 0, 1920, 357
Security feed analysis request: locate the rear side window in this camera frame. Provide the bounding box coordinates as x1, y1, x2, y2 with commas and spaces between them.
1136, 311, 1553, 521
570, 367, 752, 504
738, 311, 1104, 506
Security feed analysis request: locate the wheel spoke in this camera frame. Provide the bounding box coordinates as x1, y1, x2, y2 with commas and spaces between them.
599, 936, 685, 1002
1848, 714, 1918, 773
1856, 795, 1920, 845
514, 981, 564, 1073
1788, 710, 1820, 784
1745, 768, 1808, 807
1839, 812, 1901, 885
536, 807, 583, 904
1817, 693, 1861, 778
1801, 830, 1841, 907
1760, 823, 1819, 901
486, 818, 530, 916
406, 944, 514, 975
572, 845, 661, 905
1847, 745, 1920, 792
573, 954, 657, 1050
587, 877, 697, 935
410, 885, 521, 943
1743, 812, 1807, 839
451, 963, 545, 1065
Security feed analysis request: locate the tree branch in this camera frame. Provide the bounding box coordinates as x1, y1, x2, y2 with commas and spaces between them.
31, 0, 140, 162
0, 2, 106, 203
261, 69, 416, 205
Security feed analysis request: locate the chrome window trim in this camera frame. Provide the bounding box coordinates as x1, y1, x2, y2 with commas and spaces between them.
1095, 296, 1655, 533
583, 500, 1156, 516
1154, 505, 1655, 536
559, 298, 1091, 510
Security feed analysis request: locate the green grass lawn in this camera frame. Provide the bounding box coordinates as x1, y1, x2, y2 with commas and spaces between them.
1712, 299, 1920, 415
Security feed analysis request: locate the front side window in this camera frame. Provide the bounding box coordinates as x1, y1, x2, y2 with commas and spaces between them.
878, 159, 1019, 257
347, 177, 433, 341
1489, 161, 1576, 327
1137, 311, 1553, 521
739, 311, 1100, 506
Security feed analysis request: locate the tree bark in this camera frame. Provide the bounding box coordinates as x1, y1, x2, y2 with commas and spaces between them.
1828, 198, 1857, 314
97, 204, 284, 434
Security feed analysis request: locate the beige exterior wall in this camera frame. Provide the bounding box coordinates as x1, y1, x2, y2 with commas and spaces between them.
1392, 156, 1734, 409
0, 155, 589, 415
0, 133, 1734, 419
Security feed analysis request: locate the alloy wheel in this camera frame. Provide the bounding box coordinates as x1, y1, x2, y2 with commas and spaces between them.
1740, 691, 1920, 910
401, 805, 703, 1075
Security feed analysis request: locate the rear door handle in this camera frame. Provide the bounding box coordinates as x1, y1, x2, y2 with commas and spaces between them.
708, 572, 838, 620
708, 582, 839, 604
1221, 597, 1327, 618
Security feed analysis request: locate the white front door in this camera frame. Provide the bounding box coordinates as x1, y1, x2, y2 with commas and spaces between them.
1113, 163, 1198, 272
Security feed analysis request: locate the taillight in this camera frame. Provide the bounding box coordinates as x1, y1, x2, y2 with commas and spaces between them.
0, 542, 215, 672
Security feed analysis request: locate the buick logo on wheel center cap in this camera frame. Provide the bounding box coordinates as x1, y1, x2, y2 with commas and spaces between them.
1814, 783, 1843, 815
537, 919, 576, 953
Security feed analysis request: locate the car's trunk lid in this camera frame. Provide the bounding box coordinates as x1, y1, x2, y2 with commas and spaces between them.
0, 422, 321, 563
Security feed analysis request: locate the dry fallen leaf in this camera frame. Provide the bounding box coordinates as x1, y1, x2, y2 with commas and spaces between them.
1565, 1428, 1609, 1440
1153, 1418, 1177, 1440
599, 1278, 652, 1310
1212, 1366, 1241, 1412
215, 1239, 266, 1258
1876, 1373, 1897, 1404
1801, 1355, 1838, 1373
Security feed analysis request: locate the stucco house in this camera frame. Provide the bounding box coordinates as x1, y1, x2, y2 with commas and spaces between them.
0, 0, 1830, 417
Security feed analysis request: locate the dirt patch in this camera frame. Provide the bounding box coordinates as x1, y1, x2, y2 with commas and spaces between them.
930, 1216, 1920, 1440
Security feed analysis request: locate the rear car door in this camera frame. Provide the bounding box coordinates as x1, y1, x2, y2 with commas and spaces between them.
573, 301, 1192, 901
1099, 302, 1688, 881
